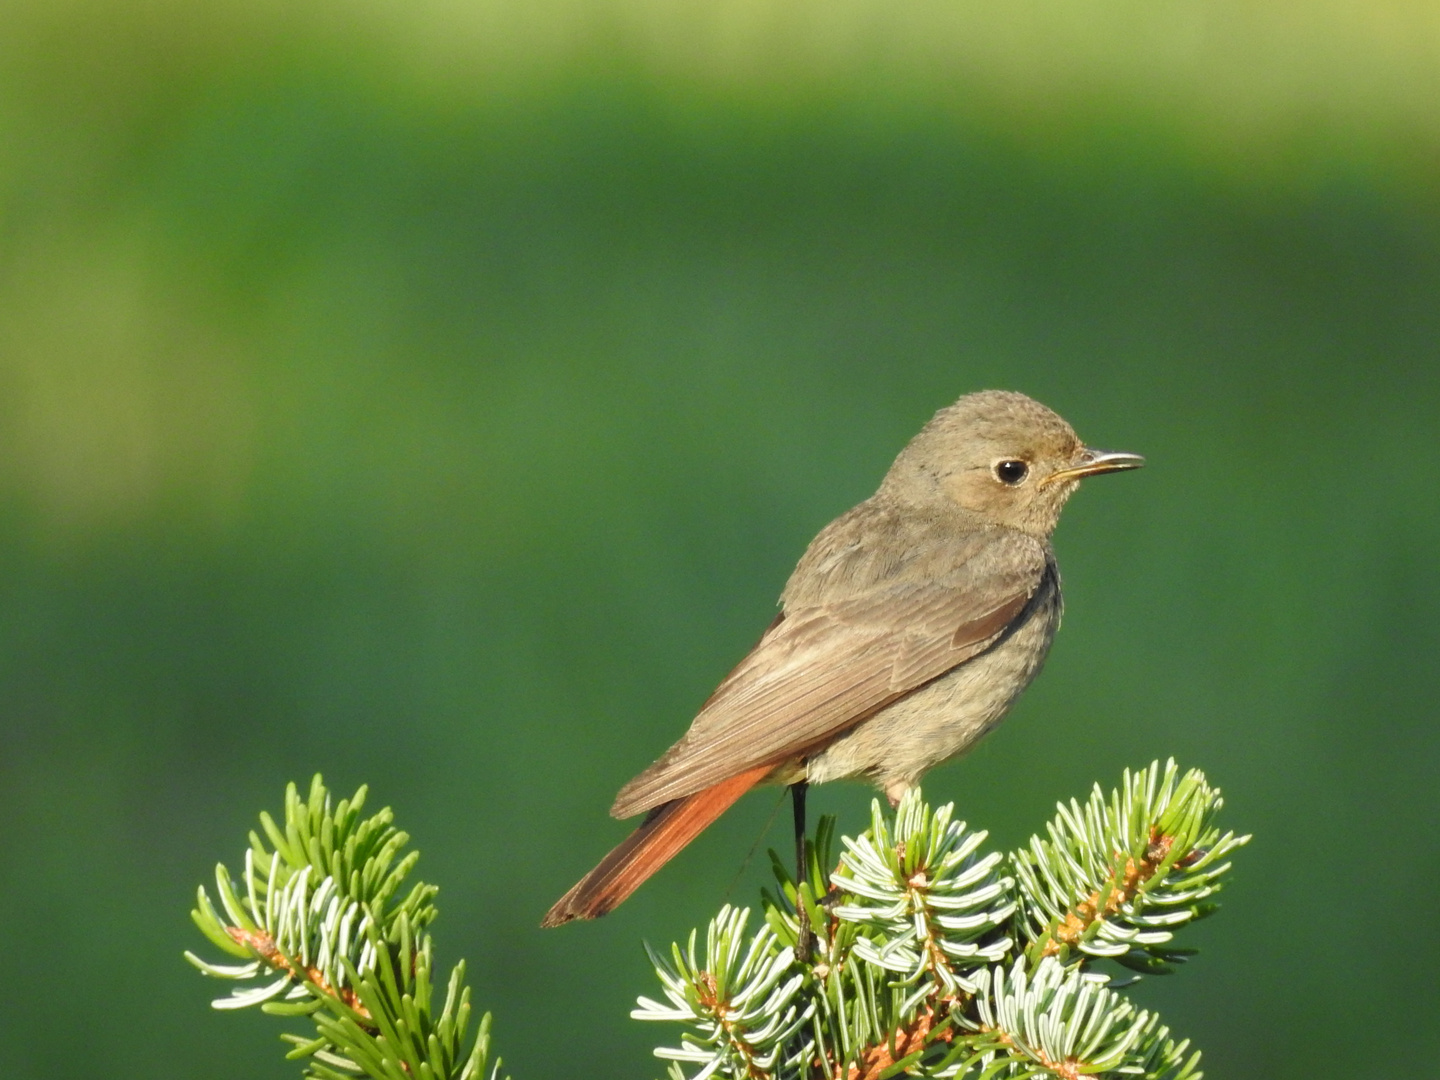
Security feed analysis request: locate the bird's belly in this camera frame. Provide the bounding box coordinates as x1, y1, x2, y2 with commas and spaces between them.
802, 586, 1061, 792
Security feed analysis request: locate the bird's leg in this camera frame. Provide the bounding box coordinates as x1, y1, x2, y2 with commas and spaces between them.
791, 781, 814, 963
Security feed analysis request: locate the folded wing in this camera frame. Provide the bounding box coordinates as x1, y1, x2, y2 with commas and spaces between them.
611, 528, 1049, 818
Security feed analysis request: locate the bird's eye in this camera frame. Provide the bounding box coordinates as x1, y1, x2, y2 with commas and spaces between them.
993, 460, 1029, 485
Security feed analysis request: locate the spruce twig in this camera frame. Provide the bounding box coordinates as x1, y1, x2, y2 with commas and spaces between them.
185, 776, 503, 1080
635, 760, 1248, 1080
187, 761, 1245, 1080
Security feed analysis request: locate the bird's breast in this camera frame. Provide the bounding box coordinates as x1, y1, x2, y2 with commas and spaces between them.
802, 571, 1062, 791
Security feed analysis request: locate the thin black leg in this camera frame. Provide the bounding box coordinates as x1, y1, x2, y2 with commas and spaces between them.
791, 781, 813, 962
791, 781, 809, 882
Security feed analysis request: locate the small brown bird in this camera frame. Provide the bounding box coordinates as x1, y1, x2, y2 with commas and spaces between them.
542, 390, 1141, 927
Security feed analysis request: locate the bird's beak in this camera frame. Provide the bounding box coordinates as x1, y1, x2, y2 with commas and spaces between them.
1044, 447, 1145, 485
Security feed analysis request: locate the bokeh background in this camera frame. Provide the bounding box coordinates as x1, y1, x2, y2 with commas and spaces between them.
1, 1, 1438, 1076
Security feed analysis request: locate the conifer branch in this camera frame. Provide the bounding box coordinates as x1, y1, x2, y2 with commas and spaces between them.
185, 777, 502, 1080
635, 760, 1248, 1080
187, 761, 1245, 1080
1012, 761, 1245, 973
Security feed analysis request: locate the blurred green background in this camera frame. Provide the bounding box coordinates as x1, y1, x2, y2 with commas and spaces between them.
1, 1, 1438, 1077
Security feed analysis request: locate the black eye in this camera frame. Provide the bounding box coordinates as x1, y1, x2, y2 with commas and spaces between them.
994, 460, 1029, 485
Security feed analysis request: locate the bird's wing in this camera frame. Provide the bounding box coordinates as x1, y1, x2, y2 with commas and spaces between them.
610, 529, 1049, 818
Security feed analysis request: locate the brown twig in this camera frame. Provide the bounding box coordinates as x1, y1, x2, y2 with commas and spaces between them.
226, 926, 374, 1022
695, 971, 769, 1080
1042, 828, 1175, 956
841, 1004, 955, 1080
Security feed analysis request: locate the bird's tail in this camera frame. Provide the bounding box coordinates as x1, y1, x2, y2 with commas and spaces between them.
541, 765, 771, 927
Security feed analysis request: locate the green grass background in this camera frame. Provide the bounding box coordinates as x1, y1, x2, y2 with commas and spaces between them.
1, 3, 1437, 1077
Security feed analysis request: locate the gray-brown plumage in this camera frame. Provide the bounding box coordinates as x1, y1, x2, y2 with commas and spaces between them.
543, 390, 1141, 926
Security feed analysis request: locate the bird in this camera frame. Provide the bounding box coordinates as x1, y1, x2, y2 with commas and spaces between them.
542, 389, 1142, 927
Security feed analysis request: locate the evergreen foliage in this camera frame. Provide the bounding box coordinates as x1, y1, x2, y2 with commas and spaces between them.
636, 760, 1245, 1080
185, 777, 502, 1080
186, 761, 1245, 1080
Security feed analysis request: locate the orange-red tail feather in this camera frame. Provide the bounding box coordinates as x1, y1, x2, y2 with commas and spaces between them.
541, 765, 771, 927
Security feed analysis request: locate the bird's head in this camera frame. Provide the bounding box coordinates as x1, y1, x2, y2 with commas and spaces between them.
880, 389, 1143, 536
